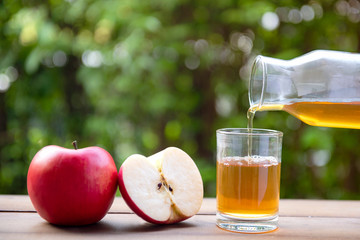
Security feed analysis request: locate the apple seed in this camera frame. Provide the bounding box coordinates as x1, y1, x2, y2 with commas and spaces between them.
157, 182, 162, 190
169, 185, 173, 192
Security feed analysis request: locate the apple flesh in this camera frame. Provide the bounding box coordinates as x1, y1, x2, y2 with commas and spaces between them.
119, 147, 203, 224
27, 144, 118, 226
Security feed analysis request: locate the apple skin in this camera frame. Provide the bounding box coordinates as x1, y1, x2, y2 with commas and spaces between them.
27, 145, 118, 226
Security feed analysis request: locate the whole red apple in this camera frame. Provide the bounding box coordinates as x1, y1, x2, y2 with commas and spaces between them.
27, 141, 118, 226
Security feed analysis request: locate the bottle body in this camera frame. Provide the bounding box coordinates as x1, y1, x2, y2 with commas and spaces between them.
249, 50, 360, 129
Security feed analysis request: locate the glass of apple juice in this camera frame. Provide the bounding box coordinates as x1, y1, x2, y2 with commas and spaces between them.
216, 128, 283, 233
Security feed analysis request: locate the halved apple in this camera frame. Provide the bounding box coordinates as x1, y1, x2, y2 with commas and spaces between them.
118, 147, 203, 224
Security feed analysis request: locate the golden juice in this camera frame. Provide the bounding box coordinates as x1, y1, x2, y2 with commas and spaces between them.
216, 157, 281, 219
283, 101, 360, 129
252, 101, 360, 129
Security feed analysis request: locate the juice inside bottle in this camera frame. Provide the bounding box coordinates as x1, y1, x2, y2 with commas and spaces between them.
216, 156, 281, 219
250, 101, 360, 129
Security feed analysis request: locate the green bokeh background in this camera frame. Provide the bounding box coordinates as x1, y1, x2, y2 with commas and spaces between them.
1, 0, 360, 199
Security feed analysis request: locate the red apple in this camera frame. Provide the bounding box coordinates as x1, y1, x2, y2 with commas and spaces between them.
118, 147, 203, 224
27, 141, 118, 226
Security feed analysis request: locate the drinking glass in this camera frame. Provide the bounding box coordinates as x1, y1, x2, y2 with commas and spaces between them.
216, 128, 283, 233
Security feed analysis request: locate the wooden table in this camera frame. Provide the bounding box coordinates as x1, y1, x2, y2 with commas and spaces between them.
1, 195, 359, 239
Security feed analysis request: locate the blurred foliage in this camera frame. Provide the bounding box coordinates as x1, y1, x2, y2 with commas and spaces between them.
1, 0, 360, 199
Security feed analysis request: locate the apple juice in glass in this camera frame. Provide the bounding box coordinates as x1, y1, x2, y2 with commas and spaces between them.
216, 128, 282, 233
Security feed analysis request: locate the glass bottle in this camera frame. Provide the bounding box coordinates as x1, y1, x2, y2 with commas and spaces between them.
249, 50, 360, 129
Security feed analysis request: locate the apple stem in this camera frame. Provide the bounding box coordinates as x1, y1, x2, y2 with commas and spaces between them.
72, 140, 78, 150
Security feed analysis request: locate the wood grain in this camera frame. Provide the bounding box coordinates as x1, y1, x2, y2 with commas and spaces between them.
0, 212, 359, 239
0, 195, 359, 239
2, 195, 360, 217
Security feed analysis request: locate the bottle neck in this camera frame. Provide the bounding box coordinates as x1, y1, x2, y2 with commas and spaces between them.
249, 55, 294, 111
